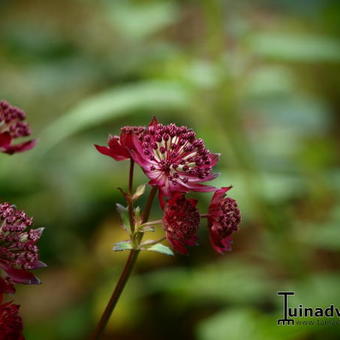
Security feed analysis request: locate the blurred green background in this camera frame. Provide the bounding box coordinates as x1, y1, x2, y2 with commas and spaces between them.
1, 0, 340, 339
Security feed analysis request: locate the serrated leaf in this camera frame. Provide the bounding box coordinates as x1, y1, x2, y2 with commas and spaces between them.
143, 243, 174, 256
116, 203, 130, 232
132, 184, 146, 201
112, 241, 133, 252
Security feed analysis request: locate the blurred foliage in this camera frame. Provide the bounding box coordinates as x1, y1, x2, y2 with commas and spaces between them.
1, 0, 340, 339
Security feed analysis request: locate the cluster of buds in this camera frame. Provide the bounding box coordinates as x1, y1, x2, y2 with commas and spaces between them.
0, 203, 45, 287
0, 301, 24, 340
96, 117, 241, 255
0, 100, 36, 155
0, 100, 42, 340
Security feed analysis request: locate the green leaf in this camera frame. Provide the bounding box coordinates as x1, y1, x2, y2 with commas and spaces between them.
143, 243, 174, 256
41, 81, 190, 150
112, 241, 133, 252
116, 203, 130, 232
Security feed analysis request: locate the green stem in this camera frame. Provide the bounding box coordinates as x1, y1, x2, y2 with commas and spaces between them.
90, 186, 157, 340
128, 159, 134, 194
90, 250, 140, 340
135, 186, 158, 245
141, 187, 157, 224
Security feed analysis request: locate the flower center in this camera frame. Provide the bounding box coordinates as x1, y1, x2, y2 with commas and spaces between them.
138, 123, 213, 185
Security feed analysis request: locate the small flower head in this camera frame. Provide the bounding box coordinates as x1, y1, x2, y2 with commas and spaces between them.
208, 187, 240, 254
0, 203, 45, 285
0, 101, 36, 155
127, 117, 219, 196
162, 193, 200, 254
0, 301, 25, 340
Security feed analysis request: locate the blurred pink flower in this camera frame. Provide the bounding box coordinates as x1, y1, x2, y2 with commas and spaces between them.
162, 193, 200, 254
208, 187, 241, 254
0, 101, 36, 155
0, 203, 45, 286
0, 301, 25, 340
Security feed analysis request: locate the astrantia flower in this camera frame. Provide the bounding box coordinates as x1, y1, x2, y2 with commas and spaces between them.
0, 203, 45, 285
0, 101, 36, 155
95, 127, 144, 161
162, 193, 200, 254
126, 117, 219, 197
208, 187, 240, 254
0, 301, 25, 340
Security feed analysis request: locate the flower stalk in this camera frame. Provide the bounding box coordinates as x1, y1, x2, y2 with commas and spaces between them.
127, 159, 135, 233
90, 249, 139, 340
90, 171, 157, 339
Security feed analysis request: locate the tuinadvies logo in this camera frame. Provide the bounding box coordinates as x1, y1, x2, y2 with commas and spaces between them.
277, 291, 340, 326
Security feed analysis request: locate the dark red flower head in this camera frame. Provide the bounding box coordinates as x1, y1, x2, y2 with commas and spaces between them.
208, 187, 241, 254
126, 117, 219, 196
0, 203, 45, 285
0, 101, 36, 155
0, 301, 25, 340
162, 193, 200, 254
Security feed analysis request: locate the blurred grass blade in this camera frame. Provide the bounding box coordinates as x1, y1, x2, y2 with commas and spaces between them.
248, 33, 340, 62
41, 81, 190, 150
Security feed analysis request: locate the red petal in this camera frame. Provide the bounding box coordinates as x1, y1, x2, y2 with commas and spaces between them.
210, 232, 233, 254
210, 186, 232, 207
2, 139, 36, 155
4, 267, 40, 285
0, 132, 12, 148
94, 143, 129, 161
107, 136, 130, 159
180, 181, 217, 193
